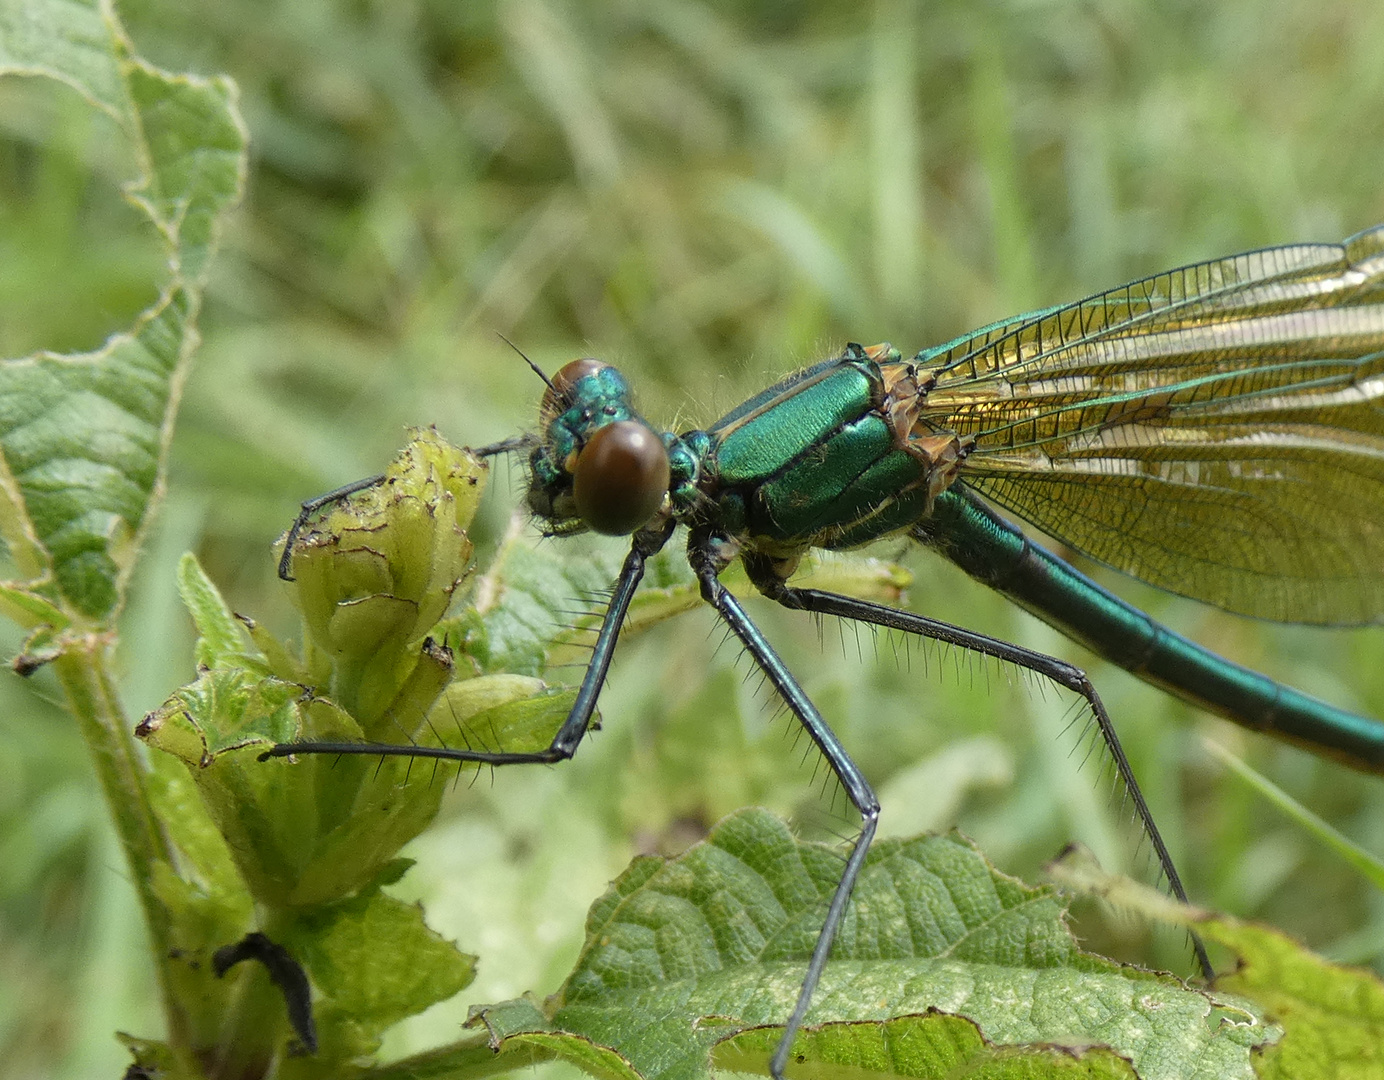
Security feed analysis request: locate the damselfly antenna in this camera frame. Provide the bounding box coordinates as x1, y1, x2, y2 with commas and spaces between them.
496, 331, 555, 393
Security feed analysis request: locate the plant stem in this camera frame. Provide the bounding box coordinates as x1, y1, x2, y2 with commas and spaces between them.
365, 1032, 550, 1080
52, 635, 187, 1043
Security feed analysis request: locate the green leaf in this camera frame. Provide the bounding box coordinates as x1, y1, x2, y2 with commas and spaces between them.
458, 534, 630, 677
141, 665, 577, 909
470, 810, 1273, 1080
715, 1013, 1140, 1078
1203, 919, 1384, 1080
0, 0, 126, 110
140, 667, 409, 906
142, 752, 258, 1054
455, 532, 911, 679
142, 667, 305, 761
461, 998, 645, 1080
177, 551, 256, 670
121, 56, 248, 281
144, 749, 248, 911
0, 0, 246, 626
280, 888, 477, 1066
429, 673, 580, 755
1050, 838, 1383, 1080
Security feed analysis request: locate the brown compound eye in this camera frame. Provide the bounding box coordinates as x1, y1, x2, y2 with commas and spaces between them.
541, 358, 609, 418
572, 421, 670, 535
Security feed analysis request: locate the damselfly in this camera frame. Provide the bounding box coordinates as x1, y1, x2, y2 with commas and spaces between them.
271, 226, 1384, 1080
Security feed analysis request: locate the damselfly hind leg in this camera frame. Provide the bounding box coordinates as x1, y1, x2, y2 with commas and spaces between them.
739, 550, 1216, 984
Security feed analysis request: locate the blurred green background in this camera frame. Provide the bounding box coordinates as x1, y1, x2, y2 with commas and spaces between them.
4, 0, 1384, 1075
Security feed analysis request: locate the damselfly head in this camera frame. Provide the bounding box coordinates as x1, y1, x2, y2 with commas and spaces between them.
527, 359, 672, 536
539, 357, 607, 427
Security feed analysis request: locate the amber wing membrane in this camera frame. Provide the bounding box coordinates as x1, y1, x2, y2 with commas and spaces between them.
914, 227, 1384, 625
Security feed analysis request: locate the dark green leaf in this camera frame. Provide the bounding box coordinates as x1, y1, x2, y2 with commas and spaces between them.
532, 810, 1272, 1080
177, 551, 256, 670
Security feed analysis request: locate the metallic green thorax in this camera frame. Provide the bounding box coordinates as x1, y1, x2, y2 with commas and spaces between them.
699, 344, 966, 556
527, 342, 971, 565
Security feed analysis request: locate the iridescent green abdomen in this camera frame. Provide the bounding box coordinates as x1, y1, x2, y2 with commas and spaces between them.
699, 344, 942, 553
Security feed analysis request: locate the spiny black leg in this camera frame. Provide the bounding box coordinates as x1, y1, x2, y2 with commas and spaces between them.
263, 521, 675, 767
744, 554, 1214, 982
688, 529, 880, 1080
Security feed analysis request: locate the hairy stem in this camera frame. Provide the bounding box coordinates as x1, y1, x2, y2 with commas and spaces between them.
52, 638, 185, 1042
